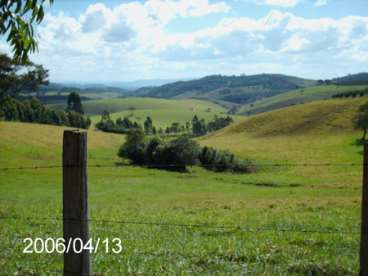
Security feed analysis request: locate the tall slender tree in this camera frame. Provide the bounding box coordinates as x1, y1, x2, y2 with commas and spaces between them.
66, 92, 84, 114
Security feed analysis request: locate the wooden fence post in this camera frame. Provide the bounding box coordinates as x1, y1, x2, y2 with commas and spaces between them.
361, 142, 368, 276
63, 130, 90, 276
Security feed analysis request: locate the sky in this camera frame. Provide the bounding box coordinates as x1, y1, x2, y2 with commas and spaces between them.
4, 0, 368, 82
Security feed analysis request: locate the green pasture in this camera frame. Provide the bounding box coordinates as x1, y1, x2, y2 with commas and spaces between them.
87, 97, 243, 128
238, 85, 368, 115
0, 97, 365, 274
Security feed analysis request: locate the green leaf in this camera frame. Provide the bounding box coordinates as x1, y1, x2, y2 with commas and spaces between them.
36, 6, 44, 23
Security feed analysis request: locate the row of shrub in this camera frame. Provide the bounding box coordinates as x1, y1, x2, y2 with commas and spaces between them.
95, 111, 140, 133
0, 96, 91, 129
96, 110, 234, 137
118, 129, 254, 173
199, 146, 254, 173
332, 89, 368, 99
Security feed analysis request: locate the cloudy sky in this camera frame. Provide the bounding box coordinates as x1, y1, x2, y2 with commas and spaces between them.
9, 0, 368, 82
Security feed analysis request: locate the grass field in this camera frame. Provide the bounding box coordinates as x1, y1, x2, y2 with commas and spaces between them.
238, 85, 368, 115
0, 97, 366, 274
84, 97, 226, 115
86, 97, 243, 128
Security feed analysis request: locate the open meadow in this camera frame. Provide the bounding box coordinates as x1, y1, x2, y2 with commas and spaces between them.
238, 85, 368, 115
0, 97, 365, 274
84, 97, 244, 128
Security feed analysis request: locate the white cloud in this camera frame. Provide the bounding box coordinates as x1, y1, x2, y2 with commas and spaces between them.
281, 35, 310, 52
31, 2, 368, 81
255, 0, 300, 7
315, 0, 328, 7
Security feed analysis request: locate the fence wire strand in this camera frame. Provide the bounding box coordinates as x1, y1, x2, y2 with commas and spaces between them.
0, 162, 364, 171
0, 216, 360, 235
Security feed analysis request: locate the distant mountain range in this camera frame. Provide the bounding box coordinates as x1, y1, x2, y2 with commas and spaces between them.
51, 78, 190, 90
109, 78, 192, 89
131, 73, 368, 105
41, 73, 368, 106
133, 74, 317, 104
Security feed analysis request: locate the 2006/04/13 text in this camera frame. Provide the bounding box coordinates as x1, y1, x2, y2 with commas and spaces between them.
23, 237, 123, 254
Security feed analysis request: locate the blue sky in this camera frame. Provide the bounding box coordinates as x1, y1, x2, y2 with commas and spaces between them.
7, 0, 367, 82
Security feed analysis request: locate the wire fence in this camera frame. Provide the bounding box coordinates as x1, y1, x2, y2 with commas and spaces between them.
0, 216, 360, 235
0, 162, 364, 171
0, 161, 362, 235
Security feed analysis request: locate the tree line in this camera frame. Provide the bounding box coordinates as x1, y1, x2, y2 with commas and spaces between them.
0, 93, 91, 129
332, 89, 368, 99
118, 128, 254, 173
95, 111, 140, 133
96, 112, 233, 137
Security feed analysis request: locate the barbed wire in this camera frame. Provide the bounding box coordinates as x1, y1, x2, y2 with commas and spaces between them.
0, 162, 364, 171
0, 216, 359, 235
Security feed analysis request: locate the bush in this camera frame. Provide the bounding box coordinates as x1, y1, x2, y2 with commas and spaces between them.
118, 132, 200, 171
199, 146, 254, 173
118, 132, 254, 173
118, 128, 146, 165
156, 136, 200, 170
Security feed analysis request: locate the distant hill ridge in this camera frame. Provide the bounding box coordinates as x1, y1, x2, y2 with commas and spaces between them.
134, 73, 368, 105
134, 74, 317, 104
331, 73, 368, 85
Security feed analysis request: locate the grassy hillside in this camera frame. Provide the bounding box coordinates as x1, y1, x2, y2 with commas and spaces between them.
84, 97, 225, 115
0, 122, 124, 167
0, 97, 364, 274
135, 74, 316, 104
202, 98, 364, 166
238, 85, 368, 115
87, 97, 243, 128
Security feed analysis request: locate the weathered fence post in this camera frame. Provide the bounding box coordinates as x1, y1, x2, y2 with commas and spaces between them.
361, 142, 368, 276
63, 130, 90, 276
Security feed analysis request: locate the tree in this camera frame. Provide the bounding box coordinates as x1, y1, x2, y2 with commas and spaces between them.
118, 128, 146, 165
66, 92, 84, 114
144, 116, 154, 135
95, 110, 115, 132
158, 136, 200, 170
207, 115, 233, 132
199, 146, 253, 173
356, 102, 368, 141
191, 115, 206, 136
0, 53, 49, 97
185, 121, 190, 133
0, 0, 54, 62
145, 137, 164, 165
101, 110, 110, 121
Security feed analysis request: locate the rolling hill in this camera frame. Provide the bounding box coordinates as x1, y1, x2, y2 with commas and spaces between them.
238, 85, 368, 115
201, 97, 365, 165
331, 73, 368, 85
134, 74, 317, 104
228, 98, 363, 136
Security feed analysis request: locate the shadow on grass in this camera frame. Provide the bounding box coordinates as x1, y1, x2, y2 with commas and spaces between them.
352, 138, 365, 155
114, 161, 189, 172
